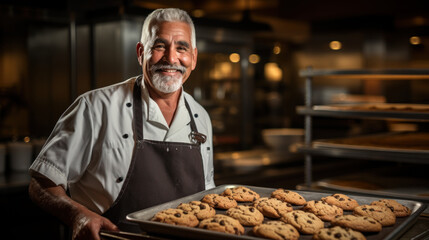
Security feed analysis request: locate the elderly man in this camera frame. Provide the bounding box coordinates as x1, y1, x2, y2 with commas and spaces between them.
28, 8, 215, 239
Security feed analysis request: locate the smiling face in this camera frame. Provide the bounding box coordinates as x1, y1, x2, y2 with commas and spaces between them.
137, 21, 197, 95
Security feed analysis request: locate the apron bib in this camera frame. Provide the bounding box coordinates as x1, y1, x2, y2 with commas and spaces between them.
103, 77, 205, 232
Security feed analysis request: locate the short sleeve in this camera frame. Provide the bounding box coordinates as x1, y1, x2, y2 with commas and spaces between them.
29, 96, 94, 190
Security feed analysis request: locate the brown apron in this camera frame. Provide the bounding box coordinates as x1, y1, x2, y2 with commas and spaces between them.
103, 77, 205, 232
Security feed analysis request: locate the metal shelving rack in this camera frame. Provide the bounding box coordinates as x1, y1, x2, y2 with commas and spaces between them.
297, 68, 429, 187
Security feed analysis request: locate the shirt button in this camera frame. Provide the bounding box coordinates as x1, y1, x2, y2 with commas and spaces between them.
194, 113, 198, 118
126, 102, 132, 107
116, 177, 124, 183
122, 134, 128, 139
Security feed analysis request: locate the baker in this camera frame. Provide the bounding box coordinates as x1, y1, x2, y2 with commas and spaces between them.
28, 8, 215, 240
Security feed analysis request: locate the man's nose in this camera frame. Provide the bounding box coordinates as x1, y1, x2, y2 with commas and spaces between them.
163, 48, 178, 65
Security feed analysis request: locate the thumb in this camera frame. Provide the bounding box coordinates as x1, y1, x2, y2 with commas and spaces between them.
101, 218, 119, 231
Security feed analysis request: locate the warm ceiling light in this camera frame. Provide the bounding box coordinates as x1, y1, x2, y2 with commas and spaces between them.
329, 41, 342, 50
249, 54, 260, 64
229, 53, 240, 63
192, 9, 205, 18
264, 62, 283, 82
410, 36, 421, 45
273, 43, 281, 55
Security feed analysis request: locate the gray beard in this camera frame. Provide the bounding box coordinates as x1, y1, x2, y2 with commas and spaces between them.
151, 73, 183, 93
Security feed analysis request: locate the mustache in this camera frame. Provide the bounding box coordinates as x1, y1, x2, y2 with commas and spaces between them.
150, 64, 186, 74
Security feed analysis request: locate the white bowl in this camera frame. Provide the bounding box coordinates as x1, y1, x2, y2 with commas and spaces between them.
262, 128, 304, 151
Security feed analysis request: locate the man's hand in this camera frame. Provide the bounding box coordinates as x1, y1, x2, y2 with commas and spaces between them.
72, 210, 118, 240
29, 177, 119, 240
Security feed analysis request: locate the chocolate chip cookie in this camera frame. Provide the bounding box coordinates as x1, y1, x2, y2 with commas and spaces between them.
331, 215, 382, 232
280, 210, 324, 234
321, 193, 359, 211
198, 214, 245, 235
371, 199, 411, 217
221, 186, 260, 202
253, 197, 294, 219
177, 200, 216, 220
253, 221, 300, 240
302, 200, 343, 221
313, 226, 366, 240
226, 205, 264, 226
201, 193, 238, 209
151, 208, 199, 227
271, 189, 307, 205
353, 204, 396, 226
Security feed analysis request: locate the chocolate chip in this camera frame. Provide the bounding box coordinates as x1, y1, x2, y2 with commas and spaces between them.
339, 198, 345, 201
369, 208, 375, 211
200, 204, 206, 209
334, 233, 341, 238
307, 220, 312, 224
250, 208, 255, 212
370, 221, 376, 224
220, 220, 225, 226
362, 207, 367, 210
174, 213, 181, 217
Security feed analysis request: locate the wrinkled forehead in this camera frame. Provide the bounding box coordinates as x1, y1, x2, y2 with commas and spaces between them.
156, 22, 192, 42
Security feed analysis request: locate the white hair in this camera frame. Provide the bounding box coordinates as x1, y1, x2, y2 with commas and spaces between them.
140, 8, 196, 60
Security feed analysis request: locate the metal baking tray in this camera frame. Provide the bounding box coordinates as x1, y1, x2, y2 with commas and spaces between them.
126, 184, 426, 240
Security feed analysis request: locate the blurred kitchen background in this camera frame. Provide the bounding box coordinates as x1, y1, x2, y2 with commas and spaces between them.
1, 0, 429, 238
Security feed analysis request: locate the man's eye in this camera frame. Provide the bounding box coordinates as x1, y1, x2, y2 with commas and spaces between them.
177, 46, 188, 52
154, 44, 165, 49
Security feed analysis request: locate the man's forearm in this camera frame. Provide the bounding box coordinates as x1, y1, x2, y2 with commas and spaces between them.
28, 177, 88, 227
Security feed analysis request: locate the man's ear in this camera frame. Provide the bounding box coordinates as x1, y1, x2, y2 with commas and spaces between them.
136, 42, 144, 66
192, 47, 198, 70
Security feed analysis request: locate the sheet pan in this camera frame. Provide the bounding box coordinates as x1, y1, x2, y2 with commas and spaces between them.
127, 184, 426, 240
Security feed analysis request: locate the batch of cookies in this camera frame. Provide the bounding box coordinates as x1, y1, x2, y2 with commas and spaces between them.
151, 186, 412, 240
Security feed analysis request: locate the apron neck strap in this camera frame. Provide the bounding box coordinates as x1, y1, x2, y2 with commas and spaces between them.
133, 77, 144, 141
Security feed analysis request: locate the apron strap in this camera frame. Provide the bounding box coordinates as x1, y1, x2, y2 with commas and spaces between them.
185, 98, 207, 144
184, 98, 198, 133
133, 77, 144, 141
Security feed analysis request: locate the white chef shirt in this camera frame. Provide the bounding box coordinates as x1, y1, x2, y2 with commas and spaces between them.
29, 76, 216, 214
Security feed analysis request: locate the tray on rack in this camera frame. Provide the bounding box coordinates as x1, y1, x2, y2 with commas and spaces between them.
310, 165, 429, 202
312, 132, 429, 153
296, 104, 429, 121
127, 184, 426, 240
313, 103, 429, 113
